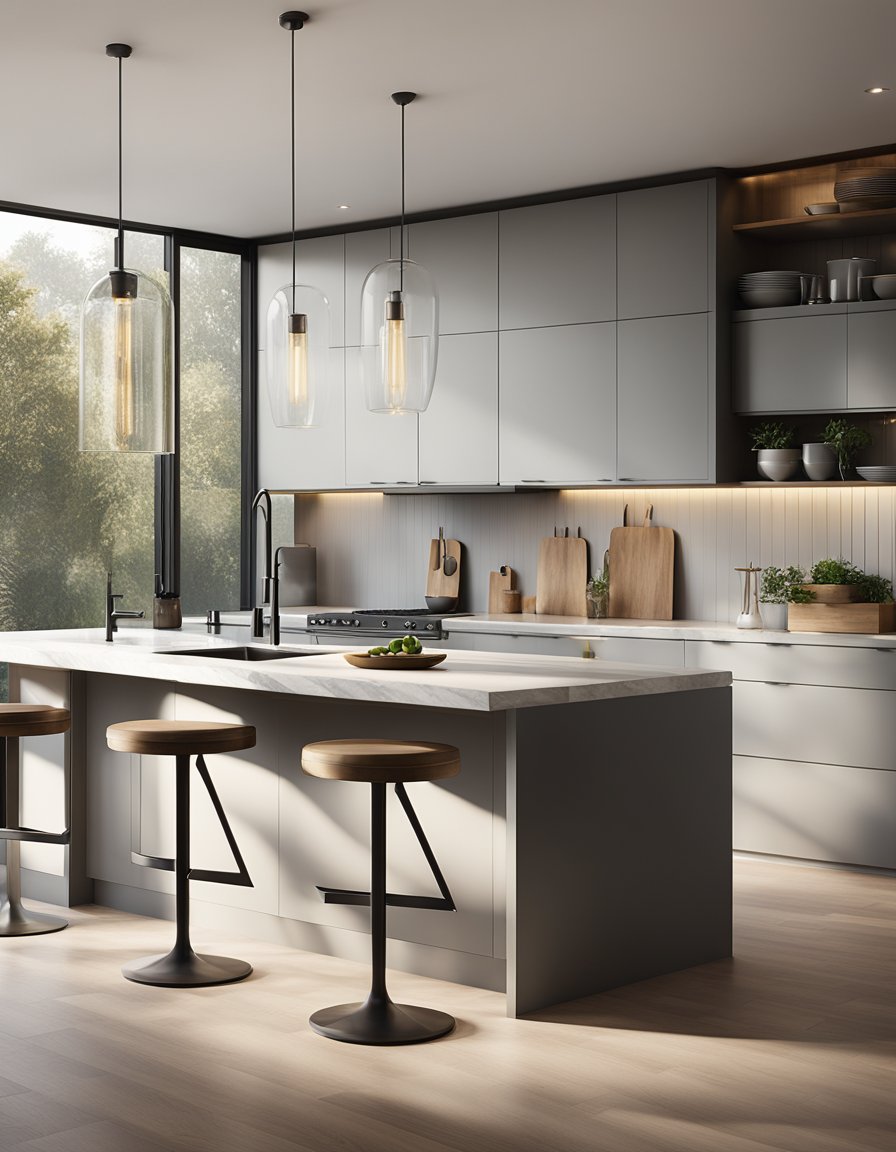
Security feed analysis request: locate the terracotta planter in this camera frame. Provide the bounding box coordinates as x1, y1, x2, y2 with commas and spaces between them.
800, 583, 861, 604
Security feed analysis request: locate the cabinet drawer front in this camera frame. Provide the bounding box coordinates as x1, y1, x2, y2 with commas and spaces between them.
686, 639, 896, 690
590, 636, 685, 667
466, 633, 685, 665
733, 681, 895, 769
847, 308, 896, 409
733, 314, 847, 413
734, 755, 896, 869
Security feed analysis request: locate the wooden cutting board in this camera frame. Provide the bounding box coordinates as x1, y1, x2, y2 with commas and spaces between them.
488, 566, 515, 613
608, 506, 674, 620
536, 535, 588, 616
425, 538, 461, 599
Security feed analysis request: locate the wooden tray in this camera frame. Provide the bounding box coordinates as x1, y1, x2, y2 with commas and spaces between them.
343, 652, 447, 670
787, 602, 896, 634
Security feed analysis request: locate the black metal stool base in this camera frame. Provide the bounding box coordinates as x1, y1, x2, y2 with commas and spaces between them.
122, 947, 252, 988
309, 995, 455, 1045
0, 899, 68, 937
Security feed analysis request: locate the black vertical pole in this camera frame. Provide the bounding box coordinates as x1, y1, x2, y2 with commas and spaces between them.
174, 754, 192, 960
368, 782, 389, 1005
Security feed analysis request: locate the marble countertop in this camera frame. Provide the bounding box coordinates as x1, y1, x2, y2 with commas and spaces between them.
0, 625, 729, 713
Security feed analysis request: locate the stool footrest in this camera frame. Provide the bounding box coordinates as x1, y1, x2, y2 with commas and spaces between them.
316, 885, 454, 911
132, 851, 174, 871
0, 825, 70, 845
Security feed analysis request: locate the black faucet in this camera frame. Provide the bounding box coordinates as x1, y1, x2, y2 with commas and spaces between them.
251, 488, 272, 638
105, 571, 145, 642
270, 546, 284, 646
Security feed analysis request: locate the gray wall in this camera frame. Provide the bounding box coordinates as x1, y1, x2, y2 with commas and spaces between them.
295, 485, 896, 622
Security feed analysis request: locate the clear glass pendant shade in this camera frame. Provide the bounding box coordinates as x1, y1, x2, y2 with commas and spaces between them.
79, 268, 174, 453
360, 258, 438, 413
266, 283, 331, 427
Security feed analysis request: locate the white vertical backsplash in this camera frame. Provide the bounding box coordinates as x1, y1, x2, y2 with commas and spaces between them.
294, 487, 896, 623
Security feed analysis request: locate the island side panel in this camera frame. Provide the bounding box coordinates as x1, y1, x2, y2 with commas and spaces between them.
506, 685, 732, 1017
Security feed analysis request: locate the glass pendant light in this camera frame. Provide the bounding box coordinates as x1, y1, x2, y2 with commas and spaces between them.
361, 92, 438, 414
265, 11, 330, 428
80, 43, 173, 454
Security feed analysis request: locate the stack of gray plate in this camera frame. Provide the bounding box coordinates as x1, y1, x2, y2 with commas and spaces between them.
834, 167, 896, 212
738, 270, 803, 308
856, 465, 896, 483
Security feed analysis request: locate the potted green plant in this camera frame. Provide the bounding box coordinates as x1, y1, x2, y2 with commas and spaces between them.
801, 557, 863, 603
820, 418, 872, 480
751, 421, 800, 481
759, 564, 813, 628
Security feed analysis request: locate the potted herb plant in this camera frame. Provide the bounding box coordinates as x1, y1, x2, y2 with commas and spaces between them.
800, 557, 863, 603
759, 564, 813, 629
586, 558, 609, 619
751, 421, 801, 481
820, 418, 872, 480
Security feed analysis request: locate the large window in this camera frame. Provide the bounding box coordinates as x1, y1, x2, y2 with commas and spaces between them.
179, 246, 243, 616
0, 211, 248, 698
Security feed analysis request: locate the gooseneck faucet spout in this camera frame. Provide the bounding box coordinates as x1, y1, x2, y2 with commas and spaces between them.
105, 571, 145, 642
251, 489, 273, 638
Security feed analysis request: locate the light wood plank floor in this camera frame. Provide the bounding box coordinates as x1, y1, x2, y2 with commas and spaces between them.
0, 857, 894, 1151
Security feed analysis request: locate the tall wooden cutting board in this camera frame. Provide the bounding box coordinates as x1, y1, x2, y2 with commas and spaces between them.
536, 535, 588, 616
607, 507, 674, 620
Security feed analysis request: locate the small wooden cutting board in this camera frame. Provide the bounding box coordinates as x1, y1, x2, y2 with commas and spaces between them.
488, 566, 515, 613
425, 538, 461, 599
536, 534, 587, 616
608, 505, 674, 619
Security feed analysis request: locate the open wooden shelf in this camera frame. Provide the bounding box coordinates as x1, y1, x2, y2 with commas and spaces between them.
733, 205, 896, 242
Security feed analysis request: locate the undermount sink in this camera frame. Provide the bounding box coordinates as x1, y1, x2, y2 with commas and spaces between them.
157, 646, 322, 662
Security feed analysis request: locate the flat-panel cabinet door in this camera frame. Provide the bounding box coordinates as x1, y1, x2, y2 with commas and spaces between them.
617, 313, 710, 482
617, 180, 710, 319
499, 323, 616, 485
733, 314, 848, 413
499, 196, 616, 329
418, 332, 498, 484
345, 229, 391, 347
257, 348, 346, 490
409, 214, 498, 334
344, 348, 418, 487
848, 306, 896, 408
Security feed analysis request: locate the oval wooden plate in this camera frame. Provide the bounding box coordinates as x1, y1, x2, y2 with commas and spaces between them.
343, 652, 447, 670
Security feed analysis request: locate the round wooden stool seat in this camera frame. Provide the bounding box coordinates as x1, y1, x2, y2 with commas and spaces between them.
0, 704, 71, 738
107, 719, 256, 757
301, 738, 460, 784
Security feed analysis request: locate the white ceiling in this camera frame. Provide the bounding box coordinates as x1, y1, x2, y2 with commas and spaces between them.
3, 0, 896, 239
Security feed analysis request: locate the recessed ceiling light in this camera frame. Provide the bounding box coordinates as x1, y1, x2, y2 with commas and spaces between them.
338, 204, 351, 210
865, 86, 890, 94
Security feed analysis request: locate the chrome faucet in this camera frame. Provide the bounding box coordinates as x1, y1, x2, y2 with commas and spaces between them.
251, 488, 272, 638
105, 571, 145, 642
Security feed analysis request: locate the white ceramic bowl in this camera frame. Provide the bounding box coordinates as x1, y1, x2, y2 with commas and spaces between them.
864, 274, 896, 301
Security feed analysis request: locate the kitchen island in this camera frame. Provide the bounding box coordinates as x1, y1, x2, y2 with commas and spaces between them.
0, 626, 732, 1015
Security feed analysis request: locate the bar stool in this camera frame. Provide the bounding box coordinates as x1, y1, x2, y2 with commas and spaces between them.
0, 704, 71, 936
106, 719, 256, 988
301, 737, 460, 1045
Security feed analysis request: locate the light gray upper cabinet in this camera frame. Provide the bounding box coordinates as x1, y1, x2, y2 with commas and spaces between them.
344, 348, 418, 487
733, 312, 848, 413
408, 214, 498, 334
847, 305, 896, 409
499, 323, 616, 485
344, 229, 391, 347
418, 332, 498, 485
617, 181, 710, 320
617, 313, 710, 482
498, 196, 616, 330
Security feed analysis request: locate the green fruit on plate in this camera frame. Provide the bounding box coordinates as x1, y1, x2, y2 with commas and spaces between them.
367, 646, 388, 656
402, 635, 422, 654
388, 638, 404, 654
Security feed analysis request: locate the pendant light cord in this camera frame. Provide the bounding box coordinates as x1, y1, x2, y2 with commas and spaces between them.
399, 100, 406, 292
290, 24, 296, 315
116, 52, 124, 271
